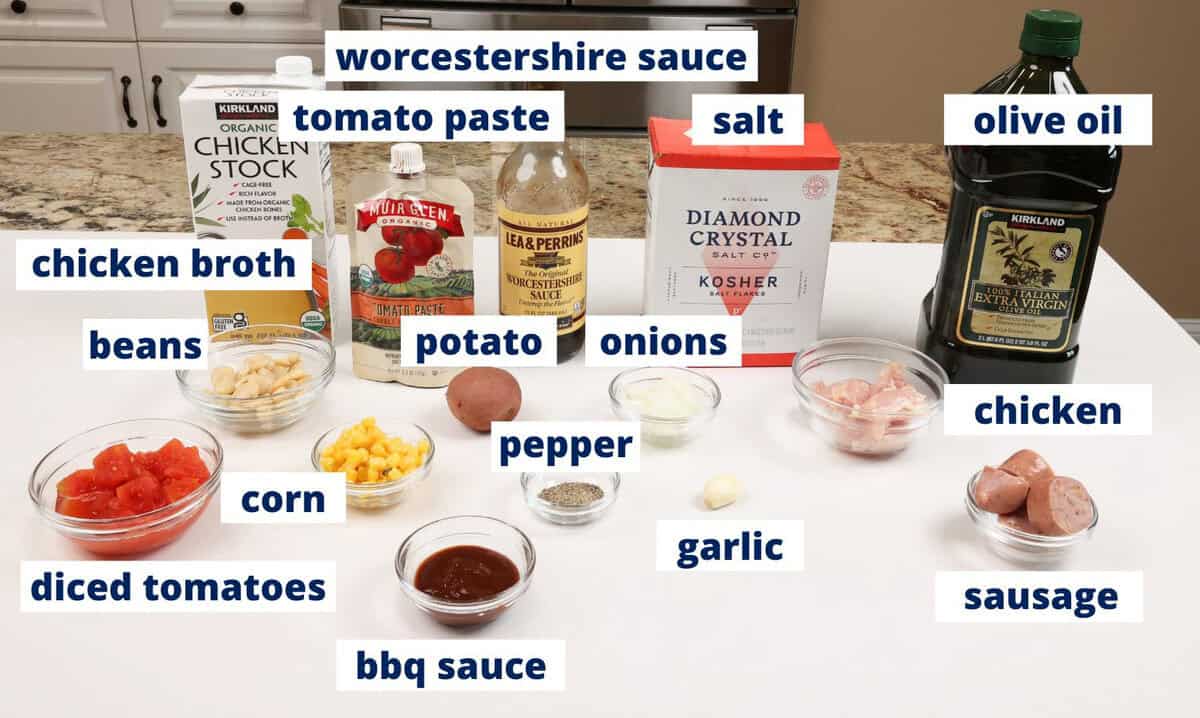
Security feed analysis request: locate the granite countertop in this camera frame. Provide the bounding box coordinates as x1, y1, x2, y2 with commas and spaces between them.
0, 133, 949, 241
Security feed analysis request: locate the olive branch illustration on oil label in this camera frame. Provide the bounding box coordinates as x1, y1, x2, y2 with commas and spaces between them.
190, 173, 224, 228
990, 225, 1056, 287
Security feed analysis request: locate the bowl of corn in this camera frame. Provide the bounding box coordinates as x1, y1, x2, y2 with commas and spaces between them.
311, 418, 434, 509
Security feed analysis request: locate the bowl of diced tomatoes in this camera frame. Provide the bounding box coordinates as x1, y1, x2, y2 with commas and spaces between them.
28, 418, 223, 557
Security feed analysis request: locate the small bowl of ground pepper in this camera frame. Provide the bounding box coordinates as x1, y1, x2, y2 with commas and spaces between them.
521, 472, 619, 525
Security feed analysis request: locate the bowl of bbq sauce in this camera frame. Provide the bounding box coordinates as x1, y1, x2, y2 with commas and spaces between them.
395, 515, 536, 627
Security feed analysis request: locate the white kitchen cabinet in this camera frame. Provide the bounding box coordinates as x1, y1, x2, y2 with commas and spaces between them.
0, 40, 146, 132
137, 41, 329, 133
131, 0, 337, 42
0, 0, 135, 41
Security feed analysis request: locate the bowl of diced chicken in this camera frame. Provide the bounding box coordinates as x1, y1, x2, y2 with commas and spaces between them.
791, 337, 948, 455
176, 324, 335, 433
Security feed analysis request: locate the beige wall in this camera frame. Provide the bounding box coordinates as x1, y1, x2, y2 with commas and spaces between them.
792, 0, 1196, 316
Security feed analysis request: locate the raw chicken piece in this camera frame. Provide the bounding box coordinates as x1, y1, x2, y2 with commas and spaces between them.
858, 385, 927, 414
830, 378, 872, 406
810, 378, 871, 407
809, 380, 833, 401
818, 362, 931, 455
872, 361, 910, 395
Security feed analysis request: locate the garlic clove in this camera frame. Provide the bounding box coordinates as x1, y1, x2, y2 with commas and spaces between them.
703, 473, 742, 510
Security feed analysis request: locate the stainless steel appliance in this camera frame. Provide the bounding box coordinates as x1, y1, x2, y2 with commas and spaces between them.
338, 1, 798, 134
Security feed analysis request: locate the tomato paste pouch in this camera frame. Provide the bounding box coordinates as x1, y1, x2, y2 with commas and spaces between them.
350, 178, 475, 387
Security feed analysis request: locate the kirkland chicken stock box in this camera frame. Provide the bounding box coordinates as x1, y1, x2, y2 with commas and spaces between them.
180, 56, 335, 338
645, 117, 841, 366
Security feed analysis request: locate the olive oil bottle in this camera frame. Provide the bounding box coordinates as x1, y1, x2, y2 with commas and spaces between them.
918, 9, 1121, 383
497, 142, 589, 362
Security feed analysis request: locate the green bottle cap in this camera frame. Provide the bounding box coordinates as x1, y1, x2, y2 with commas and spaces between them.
1019, 9, 1082, 58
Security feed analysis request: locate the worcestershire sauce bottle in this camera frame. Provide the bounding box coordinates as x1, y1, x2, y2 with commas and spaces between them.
497, 143, 590, 362
918, 10, 1121, 383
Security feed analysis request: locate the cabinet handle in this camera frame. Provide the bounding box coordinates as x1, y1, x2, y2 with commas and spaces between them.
229, 1, 244, 16
120, 75, 138, 129
381, 17, 432, 29
10, 1, 28, 15
151, 75, 167, 128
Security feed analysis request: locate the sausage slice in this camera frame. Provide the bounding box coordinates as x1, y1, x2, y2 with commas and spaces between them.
974, 466, 1030, 514
998, 506, 1039, 534
999, 449, 1054, 482
1026, 475, 1095, 536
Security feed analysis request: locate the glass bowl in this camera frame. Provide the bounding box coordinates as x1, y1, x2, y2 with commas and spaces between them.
965, 470, 1098, 566
521, 472, 619, 525
28, 418, 222, 556
395, 515, 536, 627
608, 367, 721, 447
791, 337, 948, 455
311, 420, 434, 510
176, 323, 335, 434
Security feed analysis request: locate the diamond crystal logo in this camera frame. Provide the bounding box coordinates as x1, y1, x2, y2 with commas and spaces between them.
803, 174, 829, 200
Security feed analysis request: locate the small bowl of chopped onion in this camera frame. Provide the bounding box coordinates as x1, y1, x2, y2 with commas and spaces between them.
176, 324, 335, 434
608, 367, 721, 447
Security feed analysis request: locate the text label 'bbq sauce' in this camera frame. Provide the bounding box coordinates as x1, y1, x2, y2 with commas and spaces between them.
497, 143, 590, 362
919, 9, 1121, 383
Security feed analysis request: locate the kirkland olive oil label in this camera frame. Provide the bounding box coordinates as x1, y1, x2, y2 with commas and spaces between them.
499, 205, 588, 335
956, 207, 1092, 352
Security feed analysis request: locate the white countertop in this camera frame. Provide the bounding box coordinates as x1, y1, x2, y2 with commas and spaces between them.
3, 233, 1198, 717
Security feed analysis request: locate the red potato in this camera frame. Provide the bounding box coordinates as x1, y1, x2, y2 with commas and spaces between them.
1025, 475, 1095, 536
446, 368, 522, 433
974, 465, 1030, 514
999, 449, 1054, 482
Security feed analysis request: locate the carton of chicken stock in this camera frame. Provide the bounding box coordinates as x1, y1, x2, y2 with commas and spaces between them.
180, 59, 335, 338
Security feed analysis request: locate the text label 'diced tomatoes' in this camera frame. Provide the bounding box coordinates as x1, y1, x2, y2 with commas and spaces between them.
55, 439, 210, 520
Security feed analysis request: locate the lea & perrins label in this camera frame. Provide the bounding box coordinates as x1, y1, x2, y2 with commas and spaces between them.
498, 205, 588, 337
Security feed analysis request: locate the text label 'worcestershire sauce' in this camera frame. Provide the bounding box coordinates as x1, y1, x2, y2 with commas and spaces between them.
918, 9, 1121, 383
497, 142, 590, 362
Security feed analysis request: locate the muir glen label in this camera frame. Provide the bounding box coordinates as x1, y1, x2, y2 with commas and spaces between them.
956, 207, 1093, 352
498, 205, 588, 336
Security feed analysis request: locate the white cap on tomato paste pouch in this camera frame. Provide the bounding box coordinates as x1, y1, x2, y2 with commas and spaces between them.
390, 143, 425, 175
275, 55, 313, 78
